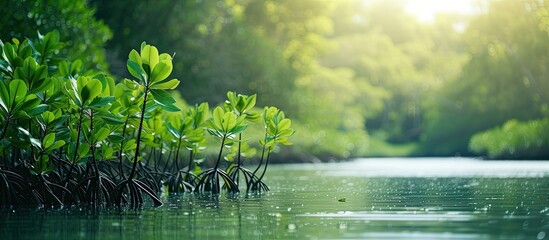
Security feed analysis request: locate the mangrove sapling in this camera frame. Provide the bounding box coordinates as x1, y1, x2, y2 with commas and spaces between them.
29, 107, 80, 205
166, 103, 209, 192
109, 81, 143, 180
135, 112, 172, 194
249, 107, 294, 193
181, 103, 209, 186
115, 42, 180, 206
223, 91, 260, 188
0, 79, 58, 204
195, 106, 244, 194
225, 141, 257, 190
63, 75, 120, 205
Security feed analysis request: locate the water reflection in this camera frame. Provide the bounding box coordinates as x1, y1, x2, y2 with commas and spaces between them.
1, 158, 549, 239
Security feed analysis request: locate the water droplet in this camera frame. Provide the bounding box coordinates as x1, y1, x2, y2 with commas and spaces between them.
287, 223, 297, 231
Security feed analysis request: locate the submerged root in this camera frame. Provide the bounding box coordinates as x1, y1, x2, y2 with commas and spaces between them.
166, 171, 196, 193
226, 164, 254, 189
0, 169, 37, 206
77, 173, 117, 206
247, 176, 270, 193
194, 168, 238, 194
115, 179, 163, 207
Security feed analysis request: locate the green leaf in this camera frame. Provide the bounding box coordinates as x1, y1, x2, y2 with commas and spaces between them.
65, 78, 81, 107
14, 57, 38, 83
94, 73, 115, 96
222, 112, 237, 132
245, 112, 261, 122
141, 45, 159, 70
229, 124, 248, 135
78, 143, 90, 159
99, 114, 125, 125
166, 123, 181, 138
41, 111, 55, 124
128, 49, 142, 66
213, 106, 224, 130
127, 59, 145, 81
59, 61, 69, 77
81, 78, 102, 104
0, 81, 10, 112
157, 103, 180, 112
25, 104, 48, 116
101, 145, 114, 160
159, 53, 172, 61
46, 140, 65, 152
123, 139, 136, 151
30, 137, 41, 149
16, 96, 41, 117
71, 60, 83, 76
3, 43, 17, 66
227, 91, 237, 105
150, 89, 175, 105
89, 96, 115, 108
150, 79, 179, 90
150, 61, 173, 83
43, 132, 55, 149
150, 89, 180, 112
36, 30, 60, 57
30, 72, 52, 93
278, 119, 292, 131
94, 127, 110, 142
207, 128, 223, 138
9, 79, 28, 103
107, 134, 124, 143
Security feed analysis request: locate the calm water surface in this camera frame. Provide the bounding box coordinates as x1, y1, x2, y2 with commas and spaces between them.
1, 158, 549, 239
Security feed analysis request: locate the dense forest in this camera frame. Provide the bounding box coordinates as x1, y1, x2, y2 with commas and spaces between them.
2, 0, 548, 161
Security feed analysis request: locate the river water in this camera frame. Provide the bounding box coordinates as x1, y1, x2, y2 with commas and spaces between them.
1, 158, 549, 239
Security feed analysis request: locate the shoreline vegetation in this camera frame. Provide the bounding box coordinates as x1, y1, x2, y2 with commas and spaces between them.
0, 32, 294, 207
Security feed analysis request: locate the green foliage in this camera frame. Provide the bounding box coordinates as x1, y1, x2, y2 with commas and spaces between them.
469, 119, 549, 159
248, 106, 295, 192
0, 31, 293, 207
0, 0, 112, 71
421, 0, 549, 155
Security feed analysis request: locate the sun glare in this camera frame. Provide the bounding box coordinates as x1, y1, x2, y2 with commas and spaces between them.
404, 0, 481, 22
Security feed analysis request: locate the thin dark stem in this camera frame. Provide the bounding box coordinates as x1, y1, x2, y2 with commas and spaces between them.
129, 87, 149, 180
28, 120, 34, 166
174, 137, 183, 171
252, 130, 269, 177
65, 108, 84, 182
214, 135, 226, 171
237, 133, 242, 166
186, 150, 194, 174
162, 149, 171, 173
235, 133, 242, 184
257, 148, 271, 182
90, 110, 100, 177
118, 115, 130, 179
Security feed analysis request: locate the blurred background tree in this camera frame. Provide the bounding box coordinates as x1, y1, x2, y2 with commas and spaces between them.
420, 0, 549, 156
